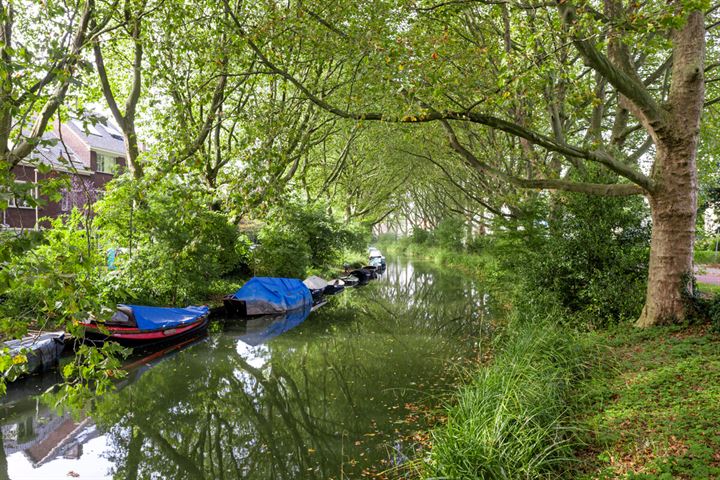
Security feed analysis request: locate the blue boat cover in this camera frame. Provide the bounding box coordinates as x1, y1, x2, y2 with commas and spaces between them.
124, 305, 209, 331
238, 305, 312, 346
230, 277, 312, 315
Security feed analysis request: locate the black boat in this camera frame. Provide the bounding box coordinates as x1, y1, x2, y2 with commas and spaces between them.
339, 275, 360, 286
349, 268, 375, 283
324, 279, 345, 295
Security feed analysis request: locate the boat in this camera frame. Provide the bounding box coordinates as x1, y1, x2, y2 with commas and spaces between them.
325, 278, 345, 295
303, 276, 329, 302
340, 275, 360, 286
3, 332, 65, 376
80, 304, 210, 347
369, 247, 386, 268
224, 277, 313, 316
349, 268, 375, 283
304, 275, 345, 296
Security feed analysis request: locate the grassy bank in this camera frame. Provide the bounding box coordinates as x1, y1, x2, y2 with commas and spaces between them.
425, 316, 602, 478
376, 241, 720, 478
695, 250, 720, 265
575, 325, 720, 479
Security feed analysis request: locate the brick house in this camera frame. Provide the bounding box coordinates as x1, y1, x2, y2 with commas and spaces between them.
2, 119, 126, 230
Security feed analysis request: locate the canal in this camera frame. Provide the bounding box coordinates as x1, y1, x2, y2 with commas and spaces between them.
0, 258, 494, 479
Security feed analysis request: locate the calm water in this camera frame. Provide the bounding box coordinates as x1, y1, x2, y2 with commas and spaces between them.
0, 259, 494, 480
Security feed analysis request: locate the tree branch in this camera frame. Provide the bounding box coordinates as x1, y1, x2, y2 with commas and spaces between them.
557, 1, 668, 135
441, 119, 644, 197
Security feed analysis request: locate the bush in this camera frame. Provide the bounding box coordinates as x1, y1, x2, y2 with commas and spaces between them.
96, 175, 242, 305
0, 211, 111, 333
252, 224, 311, 278
434, 216, 465, 251
410, 227, 431, 245
252, 202, 369, 277
495, 190, 650, 327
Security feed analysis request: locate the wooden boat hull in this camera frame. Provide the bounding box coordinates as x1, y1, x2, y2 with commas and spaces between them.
80, 315, 210, 348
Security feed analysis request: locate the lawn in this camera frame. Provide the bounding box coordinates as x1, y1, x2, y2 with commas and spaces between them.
576, 324, 720, 479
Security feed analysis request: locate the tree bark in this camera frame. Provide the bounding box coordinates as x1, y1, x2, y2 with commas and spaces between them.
637, 10, 704, 327
639, 145, 698, 326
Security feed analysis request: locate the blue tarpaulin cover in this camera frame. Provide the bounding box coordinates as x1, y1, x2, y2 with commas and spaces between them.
230, 277, 312, 315
238, 305, 312, 346
124, 305, 209, 331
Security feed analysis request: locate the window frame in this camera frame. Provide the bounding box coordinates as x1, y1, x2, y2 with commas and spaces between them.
8, 180, 35, 209
96, 153, 117, 174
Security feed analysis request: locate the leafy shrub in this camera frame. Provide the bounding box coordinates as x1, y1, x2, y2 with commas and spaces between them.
0, 212, 122, 397
252, 202, 368, 277
252, 224, 311, 278
410, 227, 431, 245
494, 189, 650, 327
434, 216, 465, 251
96, 175, 241, 305
0, 211, 111, 333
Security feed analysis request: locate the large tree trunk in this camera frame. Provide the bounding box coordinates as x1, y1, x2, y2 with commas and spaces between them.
637, 11, 704, 327
638, 145, 698, 327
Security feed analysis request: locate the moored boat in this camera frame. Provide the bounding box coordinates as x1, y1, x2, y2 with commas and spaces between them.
369, 247, 386, 268
303, 276, 329, 303
80, 305, 210, 347
224, 277, 313, 316
325, 278, 345, 295
4, 332, 66, 376
339, 275, 360, 286
349, 268, 375, 283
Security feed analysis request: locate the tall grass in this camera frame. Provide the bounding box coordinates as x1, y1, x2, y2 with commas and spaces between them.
426, 317, 601, 479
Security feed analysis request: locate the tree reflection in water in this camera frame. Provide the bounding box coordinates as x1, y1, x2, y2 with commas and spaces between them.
1, 259, 496, 479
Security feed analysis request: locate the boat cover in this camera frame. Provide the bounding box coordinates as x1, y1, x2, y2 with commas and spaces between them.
238, 305, 311, 346
5, 332, 65, 374
124, 305, 209, 331
230, 277, 312, 315
303, 275, 329, 291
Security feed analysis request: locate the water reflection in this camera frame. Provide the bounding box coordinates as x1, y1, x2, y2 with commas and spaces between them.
0, 258, 496, 479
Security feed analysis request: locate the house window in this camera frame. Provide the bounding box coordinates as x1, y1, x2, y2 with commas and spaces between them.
8, 181, 34, 209
96, 154, 117, 174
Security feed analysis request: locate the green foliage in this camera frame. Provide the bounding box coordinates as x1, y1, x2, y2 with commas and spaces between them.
694, 249, 720, 265
96, 175, 243, 305
46, 342, 130, 412
253, 223, 312, 278
434, 216, 465, 251
495, 192, 650, 327
0, 211, 111, 335
576, 325, 720, 479
428, 316, 601, 479
253, 202, 369, 278
410, 227, 431, 245
0, 211, 131, 399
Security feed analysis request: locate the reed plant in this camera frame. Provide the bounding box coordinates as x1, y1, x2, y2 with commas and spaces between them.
426, 317, 600, 479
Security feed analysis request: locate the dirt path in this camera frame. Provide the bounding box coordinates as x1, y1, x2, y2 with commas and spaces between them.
694, 265, 720, 285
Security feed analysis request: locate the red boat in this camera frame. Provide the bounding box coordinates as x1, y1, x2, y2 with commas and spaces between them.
80, 304, 210, 347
